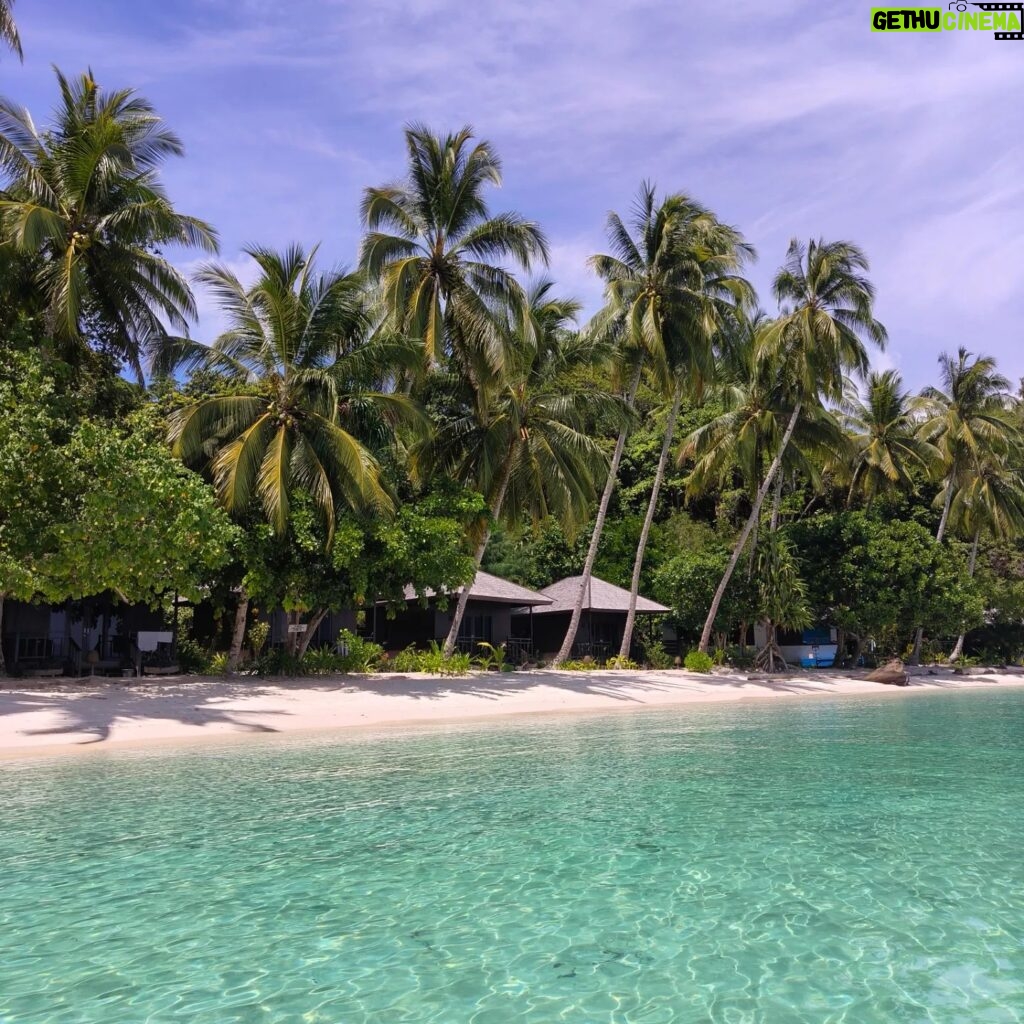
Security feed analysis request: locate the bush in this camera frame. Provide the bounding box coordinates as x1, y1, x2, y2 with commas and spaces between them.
249, 648, 306, 677
641, 639, 673, 670
177, 638, 211, 674
473, 642, 510, 672
206, 652, 229, 676
559, 659, 597, 671
383, 642, 471, 676
683, 650, 714, 674
335, 630, 385, 673
247, 621, 270, 658
606, 655, 640, 670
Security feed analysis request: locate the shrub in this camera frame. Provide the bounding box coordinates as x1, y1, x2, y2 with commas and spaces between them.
335, 630, 385, 673
177, 638, 211, 674
473, 642, 510, 672
606, 655, 640, 670
559, 659, 597, 671
383, 642, 471, 676
642, 639, 673, 670
387, 646, 423, 673
250, 648, 306, 677
247, 621, 270, 657
206, 652, 229, 676
684, 650, 714, 674
302, 647, 340, 675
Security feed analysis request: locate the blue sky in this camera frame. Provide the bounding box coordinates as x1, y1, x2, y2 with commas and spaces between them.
10, 0, 1024, 387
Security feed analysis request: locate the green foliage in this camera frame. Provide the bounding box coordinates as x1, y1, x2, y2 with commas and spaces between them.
384, 643, 471, 676
641, 638, 674, 670
605, 655, 640, 670
654, 546, 757, 646
0, 351, 236, 609
335, 630, 385, 673
206, 652, 229, 676
789, 511, 985, 658
473, 642, 509, 672
684, 650, 714, 673
247, 621, 270, 657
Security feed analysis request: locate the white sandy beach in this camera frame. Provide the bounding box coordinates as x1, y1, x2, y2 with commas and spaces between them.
2, 666, 1023, 757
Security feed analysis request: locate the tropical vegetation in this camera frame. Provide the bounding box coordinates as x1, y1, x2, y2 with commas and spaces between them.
2, 61, 1023, 678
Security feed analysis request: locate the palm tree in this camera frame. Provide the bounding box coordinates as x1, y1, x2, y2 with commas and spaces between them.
697, 239, 886, 653
911, 348, 1017, 661
0, 69, 217, 377
360, 124, 548, 383
947, 453, 1024, 661
841, 369, 941, 505
417, 281, 616, 656
554, 185, 755, 664
1, 0, 21, 60
614, 194, 755, 660
169, 245, 412, 669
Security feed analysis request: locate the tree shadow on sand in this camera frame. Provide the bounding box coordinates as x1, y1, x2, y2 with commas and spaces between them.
0, 682, 289, 745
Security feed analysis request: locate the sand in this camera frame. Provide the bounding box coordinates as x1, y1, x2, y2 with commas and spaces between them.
2, 665, 1023, 758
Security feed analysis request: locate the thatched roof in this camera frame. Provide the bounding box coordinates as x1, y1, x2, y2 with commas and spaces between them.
526, 576, 670, 615
403, 571, 552, 607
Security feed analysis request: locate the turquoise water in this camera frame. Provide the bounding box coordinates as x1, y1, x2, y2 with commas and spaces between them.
2, 690, 1024, 1023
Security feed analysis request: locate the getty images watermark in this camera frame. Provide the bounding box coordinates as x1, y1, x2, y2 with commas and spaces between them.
871, 2, 1023, 38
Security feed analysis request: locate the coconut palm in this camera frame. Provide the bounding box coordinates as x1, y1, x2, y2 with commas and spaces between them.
910, 348, 1018, 660
615, 194, 756, 659
0, 69, 217, 377
1, 0, 21, 60
416, 281, 617, 656
841, 369, 941, 505
947, 453, 1024, 660
554, 185, 755, 664
169, 245, 415, 669
359, 124, 548, 384
698, 239, 886, 653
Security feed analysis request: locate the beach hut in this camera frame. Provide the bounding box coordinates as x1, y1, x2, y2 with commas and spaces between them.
515, 576, 670, 662
372, 571, 552, 662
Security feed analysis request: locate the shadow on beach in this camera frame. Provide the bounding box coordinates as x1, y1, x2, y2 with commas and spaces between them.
2, 665, 1021, 746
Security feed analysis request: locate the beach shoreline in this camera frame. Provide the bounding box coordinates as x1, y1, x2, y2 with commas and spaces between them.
3, 666, 1024, 759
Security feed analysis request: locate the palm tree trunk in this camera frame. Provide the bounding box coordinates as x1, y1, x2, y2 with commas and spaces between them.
910, 480, 956, 664
443, 455, 515, 658
226, 589, 249, 674
553, 366, 642, 667
769, 472, 784, 533
949, 530, 981, 662
619, 380, 683, 660
699, 402, 803, 655
0, 592, 7, 677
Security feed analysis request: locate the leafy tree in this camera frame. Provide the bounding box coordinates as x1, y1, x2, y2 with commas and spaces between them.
240, 489, 482, 658
360, 124, 547, 382
698, 239, 886, 652
0, 69, 217, 376
0, 352, 235, 673
790, 511, 984, 663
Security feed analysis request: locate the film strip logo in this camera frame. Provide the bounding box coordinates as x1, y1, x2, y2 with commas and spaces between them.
955, 1, 1024, 38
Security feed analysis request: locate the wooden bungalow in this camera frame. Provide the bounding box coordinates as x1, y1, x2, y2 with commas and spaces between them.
372, 571, 552, 662
515, 575, 670, 662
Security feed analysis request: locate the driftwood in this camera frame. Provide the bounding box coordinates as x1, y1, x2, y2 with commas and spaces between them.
867, 659, 909, 687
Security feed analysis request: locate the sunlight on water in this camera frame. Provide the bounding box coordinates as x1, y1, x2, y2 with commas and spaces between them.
2, 690, 1024, 1023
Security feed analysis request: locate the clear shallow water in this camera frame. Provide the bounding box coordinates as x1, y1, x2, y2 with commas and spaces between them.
2, 691, 1024, 1023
